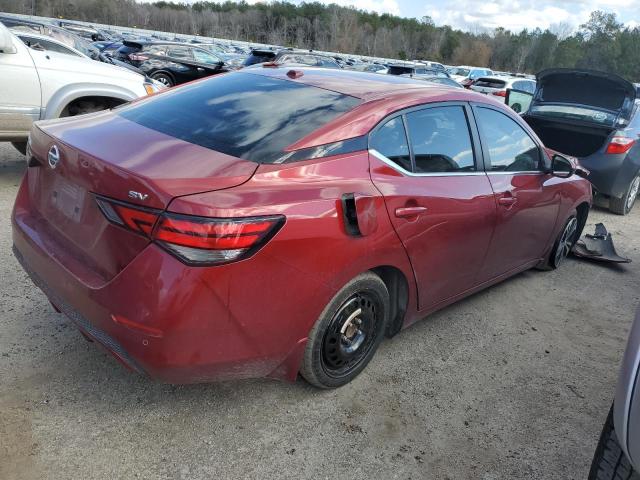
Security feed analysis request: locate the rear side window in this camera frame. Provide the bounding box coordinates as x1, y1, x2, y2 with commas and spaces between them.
406, 106, 475, 173
476, 107, 540, 172
118, 72, 361, 163
369, 117, 411, 171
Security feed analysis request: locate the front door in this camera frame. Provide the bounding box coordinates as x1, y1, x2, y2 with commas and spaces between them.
472, 105, 561, 280
369, 103, 497, 310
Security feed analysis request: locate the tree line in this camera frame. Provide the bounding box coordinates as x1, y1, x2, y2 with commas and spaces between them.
1, 0, 639, 80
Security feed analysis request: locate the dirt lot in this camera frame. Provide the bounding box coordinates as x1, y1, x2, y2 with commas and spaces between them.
1, 142, 638, 480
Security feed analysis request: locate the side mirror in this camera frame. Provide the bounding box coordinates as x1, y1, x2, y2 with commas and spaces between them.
505, 88, 533, 114
0, 27, 17, 54
551, 154, 574, 178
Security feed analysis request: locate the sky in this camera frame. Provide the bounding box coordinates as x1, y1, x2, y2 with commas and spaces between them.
151, 0, 640, 32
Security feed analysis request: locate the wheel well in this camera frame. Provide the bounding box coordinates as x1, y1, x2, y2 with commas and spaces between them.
371, 266, 409, 338
60, 96, 127, 117
576, 202, 590, 238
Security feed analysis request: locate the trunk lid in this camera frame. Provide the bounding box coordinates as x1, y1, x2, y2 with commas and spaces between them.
24, 111, 257, 282
33, 110, 258, 209
528, 68, 636, 129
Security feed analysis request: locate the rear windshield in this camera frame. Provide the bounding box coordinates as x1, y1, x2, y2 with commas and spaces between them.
474, 78, 506, 89
118, 72, 361, 163
388, 65, 413, 75
243, 51, 276, 66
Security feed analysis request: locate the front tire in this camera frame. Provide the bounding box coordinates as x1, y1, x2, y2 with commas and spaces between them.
589, 405, 639, 480
300, 272, 389, 389
543, 213, 579, 270
610, 173, 640, 215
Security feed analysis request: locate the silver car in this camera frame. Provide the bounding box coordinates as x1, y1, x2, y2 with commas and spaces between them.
589, 307, 640, 479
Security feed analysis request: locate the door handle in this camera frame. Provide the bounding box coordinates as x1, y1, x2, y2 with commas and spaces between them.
498, 195, 516, 206
395, 206, 427, 218
197, 67, 205, 72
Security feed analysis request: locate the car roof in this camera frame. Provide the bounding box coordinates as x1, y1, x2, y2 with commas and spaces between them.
243, 66, 506, 150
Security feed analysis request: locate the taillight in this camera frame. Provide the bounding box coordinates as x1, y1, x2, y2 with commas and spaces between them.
153, 214, 284, 266
606, 136, 636, 154
492, 90, 507, 97
128, 53, 149, 61
95, 196, 284, 266
95, 196, 160, 236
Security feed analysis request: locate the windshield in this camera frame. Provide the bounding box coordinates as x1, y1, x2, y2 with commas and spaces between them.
118, 72, 362, 163
449, 68, 470, 76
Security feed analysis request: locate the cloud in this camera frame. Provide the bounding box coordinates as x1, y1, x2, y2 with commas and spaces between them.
425, 0, 640, 32
328, 0, 401, 15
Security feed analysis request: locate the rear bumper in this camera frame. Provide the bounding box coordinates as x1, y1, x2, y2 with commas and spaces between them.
11, 189, 316, 383
581, 152, 640, 199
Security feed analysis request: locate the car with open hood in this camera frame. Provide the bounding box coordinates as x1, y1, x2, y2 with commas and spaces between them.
507, 68, 640, 214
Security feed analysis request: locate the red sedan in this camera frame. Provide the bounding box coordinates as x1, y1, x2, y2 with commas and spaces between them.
12, 67, 592, 388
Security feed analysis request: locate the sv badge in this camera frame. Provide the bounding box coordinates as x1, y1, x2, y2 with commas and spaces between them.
128, 191, 149, 201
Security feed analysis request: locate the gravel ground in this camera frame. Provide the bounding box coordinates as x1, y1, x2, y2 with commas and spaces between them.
1, 141, 638, 480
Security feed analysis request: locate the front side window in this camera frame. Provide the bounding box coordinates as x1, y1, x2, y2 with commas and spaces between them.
476, 107, 540, 172
406, 106, 475, 173
369, 117, 411, 171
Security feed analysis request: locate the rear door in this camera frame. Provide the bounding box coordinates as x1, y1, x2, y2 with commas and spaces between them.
369, 103, 497, 310
472, 104, 561, 279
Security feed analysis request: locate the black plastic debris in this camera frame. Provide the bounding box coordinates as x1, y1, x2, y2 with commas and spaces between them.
572, 223, 631, 263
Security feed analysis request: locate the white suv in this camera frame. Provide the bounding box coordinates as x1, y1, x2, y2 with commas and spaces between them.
0, 22, 161, 153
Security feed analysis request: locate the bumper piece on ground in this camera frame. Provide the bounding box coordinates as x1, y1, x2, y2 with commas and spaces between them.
573, 223, 631, 264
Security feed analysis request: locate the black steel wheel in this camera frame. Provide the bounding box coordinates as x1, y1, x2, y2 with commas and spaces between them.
321, 292, 380, 377
301, 272, 389, 389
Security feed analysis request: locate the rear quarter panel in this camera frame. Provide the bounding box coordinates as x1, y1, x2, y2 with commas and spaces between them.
167, 152, 418, 348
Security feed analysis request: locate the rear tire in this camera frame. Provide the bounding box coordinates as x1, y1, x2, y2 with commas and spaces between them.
610, 173, 640, 215
11, 141, 27, 155
588, 404, 639, 480
300, 272, 389, 389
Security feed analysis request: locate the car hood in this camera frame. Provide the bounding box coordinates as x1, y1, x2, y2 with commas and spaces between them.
530, 68, 636, 127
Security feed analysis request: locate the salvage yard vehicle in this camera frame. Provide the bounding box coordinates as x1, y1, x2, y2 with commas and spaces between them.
508, 69, 640, 214
470, 75, 536, 105
589, 307, 640, 480
12, 67, 591, 389
115, 40, 229, 86
0, 23, 161, 154
242, 48, 342, 69
448, 65, 493, 87
14, 30, 145, 75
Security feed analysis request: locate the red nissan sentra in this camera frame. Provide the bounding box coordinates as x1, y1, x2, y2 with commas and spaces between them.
12, 67, 592, 388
